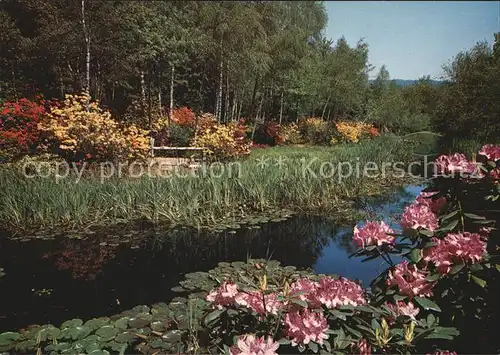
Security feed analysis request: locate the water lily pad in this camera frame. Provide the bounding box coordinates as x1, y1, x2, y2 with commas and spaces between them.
84, 318, 110, 331
113, 317, 129, 331
96, 326, 118, 342
150, 339, 171, 349
58, 325, 92, 340
36, 326, 60, 342
114, 331, 137, 343
128, 317, 151, 329
0, 332, 20, 348
88, 350, 110, 355
61, 319, 83, 329
161, 330, 182, 343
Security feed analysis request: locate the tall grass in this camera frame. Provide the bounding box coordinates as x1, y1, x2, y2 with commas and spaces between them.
0, 135, 414, 233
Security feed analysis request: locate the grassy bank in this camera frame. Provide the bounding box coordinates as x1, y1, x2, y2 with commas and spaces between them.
0, 135, 416, 235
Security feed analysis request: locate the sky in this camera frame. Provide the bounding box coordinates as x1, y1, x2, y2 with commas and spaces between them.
325, 1, 500, 80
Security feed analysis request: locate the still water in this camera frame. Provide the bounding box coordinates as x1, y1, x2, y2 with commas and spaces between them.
0, 185, 423, 332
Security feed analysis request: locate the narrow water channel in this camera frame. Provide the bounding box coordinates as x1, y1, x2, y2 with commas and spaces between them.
0, 184, 423, 332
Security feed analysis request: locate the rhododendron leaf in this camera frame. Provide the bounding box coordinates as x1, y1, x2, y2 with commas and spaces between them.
469, 263, 483, 272
495, 264, 500, 272
449, 263, 465, 275
371, 319, 381, 330
472, 219, 496, 224
410, 249, 422, 263
419, 230, 434, 237
278, 338, 291, 345
343, 325, 362, 338
226, 309, 238, 316
427, 313, 436, 327
308, 342, 319, 353
414, 297, 441, 312
203, 309, 222, 325
291, 298, 308, 308
463, 213, 486, 220
437, 219, 459, 232
440, 210, 459, 221
393, 294, 407, 301
426, 273, 440, 282
329, 310, 347, 320
470, 275, 487, 288
298, 344, 306, 352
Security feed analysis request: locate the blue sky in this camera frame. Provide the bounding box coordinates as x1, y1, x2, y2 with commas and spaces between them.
325, 1, 500, 80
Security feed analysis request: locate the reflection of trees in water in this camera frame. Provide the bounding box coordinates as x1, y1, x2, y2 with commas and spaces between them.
44, 240, 118, 280
147, 216, 338, 272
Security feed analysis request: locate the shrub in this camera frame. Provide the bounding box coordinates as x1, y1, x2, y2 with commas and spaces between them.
0, 98, 46, 161
281, 123, 303, 145
335, 121, 378, 143
253, 122, 285, 146
38, 93, 150, 162
298, 117, 327, 145
192, 116, 251, 160
171, 106, 196, 126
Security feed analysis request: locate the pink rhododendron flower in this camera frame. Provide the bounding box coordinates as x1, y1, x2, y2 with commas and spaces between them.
235, 291, 283, 315
479, 227, 492, 238
415, 191, 447, 213
387, 261, 435, 297
423, 233, 486, 274
353, 221, 395, 248
206, 281, 239, 309
478, 144, 500, 161
230, 334, 280, 355
490, 168, 500, 179
315, 276, 366, 308
386, 301, 420, 319
401, 203, 439, 231
284, 308, 329, 346
354, 338, 372, 355
289, 278, 320, 307
435, 153, 478, 175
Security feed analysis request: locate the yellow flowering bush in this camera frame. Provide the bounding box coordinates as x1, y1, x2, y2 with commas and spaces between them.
281, 123, 303, 145
298, 117, 327, 144
335, 121, 379, 143
192, 115, 251, 160
38, 93, 150, 162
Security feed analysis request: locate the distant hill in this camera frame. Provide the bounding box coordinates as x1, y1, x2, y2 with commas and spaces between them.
369, 79, 443, 87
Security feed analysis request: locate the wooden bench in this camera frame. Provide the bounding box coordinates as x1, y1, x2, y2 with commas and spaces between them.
150, 138, 205, 164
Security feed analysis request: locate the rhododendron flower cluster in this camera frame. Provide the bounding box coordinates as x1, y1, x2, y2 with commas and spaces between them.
355, 338, 372, 355
386, 301, 420, 319
387, 261, 435, 297
289, 277, 366, 309
353, 221, 395, 248
284, 309, 329, 346
206, 281, 239, 309
415, 191, 446, 213
315, 277, 366, 308
435, 153, 477, 175
401, 203, 439, 231
478, 144, 500, 161
230, 334, 280, 355
423, 232, 486, 274
235, 291, 283, 315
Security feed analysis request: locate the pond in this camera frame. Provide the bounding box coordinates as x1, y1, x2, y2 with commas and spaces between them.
0, 184, 423, 333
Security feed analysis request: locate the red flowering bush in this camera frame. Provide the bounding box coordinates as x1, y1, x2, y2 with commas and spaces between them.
0, 98, 46, 161
253, 122, 285, 146
171, 106, 196, 126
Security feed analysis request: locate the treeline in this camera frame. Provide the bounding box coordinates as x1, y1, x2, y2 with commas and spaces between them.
0, 0, 499, 143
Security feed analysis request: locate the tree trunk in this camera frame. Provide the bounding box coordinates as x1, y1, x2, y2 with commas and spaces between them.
224, 62, 230, 123
250, 77, 259, 117
81, 0, 90, 110
327, 107, 331, 121
237, 100, 242, 121
148, 67, 153, 131
279, 91, 284, 125
251, 95, 264, 142
216, 47, 223, 122
169, 64, 174, 124
321, 94, 331, 120
140, 70, 146, 104
231, 92, 237, 122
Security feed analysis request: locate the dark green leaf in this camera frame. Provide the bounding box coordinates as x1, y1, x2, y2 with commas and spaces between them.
414, 297, 441, 312
204, 309, 223, 325
470, 275, 487, 288
449, 263, 465, 275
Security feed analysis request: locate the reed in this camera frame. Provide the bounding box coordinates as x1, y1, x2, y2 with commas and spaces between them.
0, 135, 414, 234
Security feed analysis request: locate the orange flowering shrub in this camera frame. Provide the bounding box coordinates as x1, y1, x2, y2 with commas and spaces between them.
171, 106, 196, 126
192, 114, 251, 160
335, 121, 379, 143
38, 93, 150, 162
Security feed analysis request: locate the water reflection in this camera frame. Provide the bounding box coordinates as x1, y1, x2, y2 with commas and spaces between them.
0, 184, 423, 332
